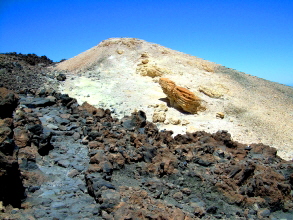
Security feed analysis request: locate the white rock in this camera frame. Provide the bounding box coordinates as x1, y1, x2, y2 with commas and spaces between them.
169, 117, 181, 125
152, 112, 166, 123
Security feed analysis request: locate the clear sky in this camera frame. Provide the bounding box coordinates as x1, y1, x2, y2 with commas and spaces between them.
0, 0, 292, 85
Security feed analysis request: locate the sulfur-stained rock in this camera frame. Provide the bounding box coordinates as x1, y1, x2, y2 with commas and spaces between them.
154, 103, 168, 112
141, 59, 149, 64
159, 78, 206, 114
136, 63, 172, 78
216, 112, 225, 119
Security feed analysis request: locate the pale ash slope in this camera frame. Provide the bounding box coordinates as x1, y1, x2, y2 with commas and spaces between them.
56, 38, 293, 161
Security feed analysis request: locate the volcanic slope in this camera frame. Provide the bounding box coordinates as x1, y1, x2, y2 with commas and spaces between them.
55, 38, 293, 160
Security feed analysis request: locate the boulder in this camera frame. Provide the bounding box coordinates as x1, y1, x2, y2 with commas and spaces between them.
122, 110, 146, 130
81, 102, 105, 117
159, 78, 205, 114
0, 87, 19, 119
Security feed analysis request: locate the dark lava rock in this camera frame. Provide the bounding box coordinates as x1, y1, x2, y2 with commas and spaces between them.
27, 124, 43, 135
0, 53, 54, 93
56, 73, 66, 81
22, 97, 55, 108
0, 127, 25, 208
0, 88, 19, 119
37, 129, 53, 156
122, 110, 147, 130
1, 85, 293, 219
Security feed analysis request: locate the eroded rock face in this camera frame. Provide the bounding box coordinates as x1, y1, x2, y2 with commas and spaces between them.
136, 63, 172, 78
159, 78, 205, 113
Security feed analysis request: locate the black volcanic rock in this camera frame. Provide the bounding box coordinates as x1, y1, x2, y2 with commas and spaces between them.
0, 87, 292, 219
0, 53, 55, 93
0, 88, 19, 119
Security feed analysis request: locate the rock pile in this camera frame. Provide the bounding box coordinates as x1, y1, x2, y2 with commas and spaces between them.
0, 88, 25, 208
0, 87, 292, 219
0, 53, 55, 93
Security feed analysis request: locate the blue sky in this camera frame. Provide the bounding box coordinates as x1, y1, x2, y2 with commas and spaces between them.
0, 0, 292, 85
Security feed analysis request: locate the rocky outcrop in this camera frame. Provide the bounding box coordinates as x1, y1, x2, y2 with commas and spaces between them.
136, 63, 172, 78
159, 78, 206, 113
0, 88, 25, 207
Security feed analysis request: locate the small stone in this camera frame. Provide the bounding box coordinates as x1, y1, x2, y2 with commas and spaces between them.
13, 128, 30, 148
56, 73, 66, 81
47, 124, 59, 130
141, 52, 148, 58
11, 208, 19, 214
51, 201, 68, 209
88, 141, 99, 148
57, 160, 70, 168
181, 119, 190, 126
181, 188, 191, 195
68, 169, 80, 178
169, 117, 181, 125
23, 108, 33, 113
60, 113, 71, 119
152, 111, 166, 123
216, 112, 225, 119
81, 136, 89, 145
194, 206, 206, 217
142, 59, 149, 64
116, 50, 124, 54
173, 191, 183, 201
46, 95, 56, 103
257, 209, 270, 218
148, 104, 159, 108
72, 132, 80, 140
154, 103, 168, 112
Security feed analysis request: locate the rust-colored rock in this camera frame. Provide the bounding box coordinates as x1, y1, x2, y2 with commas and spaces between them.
0, 87, 19, 119
81, 101, 105, 117
159, 78, 205, 113
13, 128, 31, 148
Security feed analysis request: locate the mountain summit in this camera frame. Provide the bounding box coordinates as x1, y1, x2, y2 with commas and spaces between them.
56, 38, 293, 160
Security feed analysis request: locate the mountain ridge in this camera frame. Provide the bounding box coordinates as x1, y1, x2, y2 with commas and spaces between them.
55, 38, 293, 161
